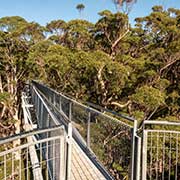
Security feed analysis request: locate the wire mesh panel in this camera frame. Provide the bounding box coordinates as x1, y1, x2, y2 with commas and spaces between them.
22, 83, 73, 180
145, 130, 180, 180
22, 82, 180, 180
30, 86, 60, 128
71, 101, 133, 179
71, 103, 89, 141
141, 121, 180, 180
90, 113, 132, 179
0, 126, 66, 180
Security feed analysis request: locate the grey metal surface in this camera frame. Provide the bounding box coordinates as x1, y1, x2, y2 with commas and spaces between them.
0, 84, 69, 180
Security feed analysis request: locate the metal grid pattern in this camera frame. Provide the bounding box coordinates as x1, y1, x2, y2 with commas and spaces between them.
146, 130, 180, 180
30, 85, 59, 128
0, 126, 66, 180
141, 121, 180, 180
31, 81, 137, 180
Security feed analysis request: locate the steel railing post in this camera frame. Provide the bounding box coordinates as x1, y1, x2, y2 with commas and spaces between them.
59, 96, 62, 112
87, 111, 91, 148
40, 100, 43, 127
53, 93, 56, 106
142, 126, 147, 180
66, 123, 72, 180
130, 119, 137, 180
59, 127, 66, 180
135, 136, 141, 180
37, 96, 39, 117
69, 102, 72, 121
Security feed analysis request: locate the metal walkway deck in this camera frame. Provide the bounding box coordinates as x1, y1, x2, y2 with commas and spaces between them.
71, 139, 105, 180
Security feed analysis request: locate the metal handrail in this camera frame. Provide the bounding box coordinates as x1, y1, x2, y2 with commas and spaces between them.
32, 80, 134, 127
0, 125, 64, 145
143, 120, 180, 126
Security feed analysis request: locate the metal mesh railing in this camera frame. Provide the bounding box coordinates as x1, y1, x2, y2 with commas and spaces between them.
27, 82, 73, 180
141, 121, 180, 180
4, 81, 180, 180
146, 131, 180, 180
30, 83, 70, 130
31, 81, 137, 179
71, 102, 133, 179
0, 126, 66, 180
20, 84, 71, 180
30, 81, 180, 180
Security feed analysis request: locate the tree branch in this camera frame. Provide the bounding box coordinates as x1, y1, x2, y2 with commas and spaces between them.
111, 26, 129, 50
104, 130, 127, 146
146, 106, 159, 120
0, 104, 6, 121
0, 76, 3, 93
17, 70, 26, 81
111, 100, 131, 108
160, 59, 179, 74
97, 64, 109, 105
0, 122, 13, 129
97, 64, 105, 91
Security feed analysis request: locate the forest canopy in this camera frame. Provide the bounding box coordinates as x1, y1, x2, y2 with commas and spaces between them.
0, 6, 180, 136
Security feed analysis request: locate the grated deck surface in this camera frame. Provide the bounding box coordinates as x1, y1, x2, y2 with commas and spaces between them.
71, 139, 106, 180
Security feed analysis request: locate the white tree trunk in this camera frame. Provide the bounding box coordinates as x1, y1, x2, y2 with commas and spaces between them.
13, 107, 21, 160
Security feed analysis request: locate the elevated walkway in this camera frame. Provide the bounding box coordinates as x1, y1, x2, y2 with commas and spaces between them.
1, 81, 180, 180
30, 81, 136, 180
24, 81, 114, 179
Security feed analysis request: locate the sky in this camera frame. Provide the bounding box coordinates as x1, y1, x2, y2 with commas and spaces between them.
0, 0, 180, 26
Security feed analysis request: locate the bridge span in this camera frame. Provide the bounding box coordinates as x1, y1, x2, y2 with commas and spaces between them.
0, 81, 180, 180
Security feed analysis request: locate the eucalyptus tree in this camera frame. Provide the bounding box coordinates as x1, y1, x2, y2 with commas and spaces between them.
46, 19, 66, 44
112, 0, 137, 13
126, 6, 180, 120
47, 19, 94, 50
76, 3, 85, 18
0, 16, 45, 139
94, 10, 129, 57
64, 19, 94, 50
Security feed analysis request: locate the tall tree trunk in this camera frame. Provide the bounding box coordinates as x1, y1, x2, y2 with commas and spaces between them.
0, 75, 3, 93
13, 108, 21, 160
6, 69, 21, 159
97, 64, 108, 106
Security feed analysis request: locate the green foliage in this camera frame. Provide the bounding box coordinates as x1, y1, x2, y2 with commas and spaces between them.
22, 6, 180, 121
46, 19, 66, 34
0, 16, 27, 32
94, 10, 129, 55
131, 110, 145, 121
0, 92, 10, 102
132, 86, 165, 109
76, 4, 85, 12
